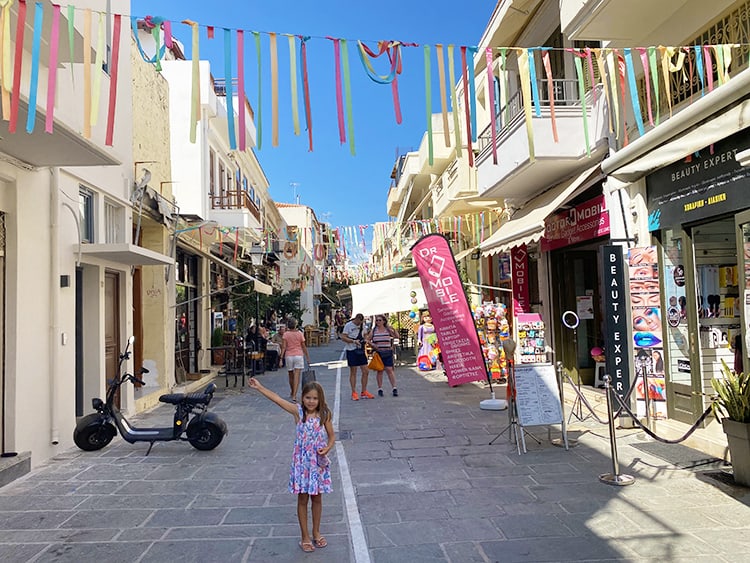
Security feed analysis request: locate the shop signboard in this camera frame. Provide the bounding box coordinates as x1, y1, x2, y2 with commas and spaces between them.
412, 234, 487, 386
601, 245, 632, 408
511, 244, 529, 314
541, 195, 610, 251
646, 128, 750, 231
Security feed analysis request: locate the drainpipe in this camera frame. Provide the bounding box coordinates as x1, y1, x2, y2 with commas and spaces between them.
50, 167, 60, 445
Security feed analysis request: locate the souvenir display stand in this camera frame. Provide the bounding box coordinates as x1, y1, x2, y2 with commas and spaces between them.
475, 303, 511, 411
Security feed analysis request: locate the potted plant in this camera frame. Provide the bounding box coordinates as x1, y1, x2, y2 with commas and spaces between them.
211, 327, 226, 365
710, 360, 750, 486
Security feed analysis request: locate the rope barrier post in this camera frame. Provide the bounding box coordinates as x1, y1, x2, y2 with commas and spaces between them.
551, 360, 577, 449
636, 351, 654, 433
599, 374, 635, 487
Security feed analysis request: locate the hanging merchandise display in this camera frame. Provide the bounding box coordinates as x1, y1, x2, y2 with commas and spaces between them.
474, 302, 510, 381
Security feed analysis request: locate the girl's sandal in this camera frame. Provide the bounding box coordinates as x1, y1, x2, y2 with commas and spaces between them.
313, 536, 328, 548
299, 541, 315, 553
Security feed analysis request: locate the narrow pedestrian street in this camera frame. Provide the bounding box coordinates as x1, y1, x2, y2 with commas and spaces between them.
1, 340, 749, 563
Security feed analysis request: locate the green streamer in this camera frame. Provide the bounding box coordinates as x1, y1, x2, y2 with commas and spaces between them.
67, 5, 75, 85
288, 35, 300, 136
253, 31, 263, 150
424, 45, 433, 166
341, 39, 355, 156
574, 56, 590, 157
648, 47, 659, 126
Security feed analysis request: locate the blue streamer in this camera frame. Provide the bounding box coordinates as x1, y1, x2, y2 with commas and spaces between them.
694, 46, 704, 97
527, 48, 542, 117
130, 17, 167, 64
624, 49, 644, 136
467, 47, 478, 142
224, 29, 237, 150
26, 2, 44, 133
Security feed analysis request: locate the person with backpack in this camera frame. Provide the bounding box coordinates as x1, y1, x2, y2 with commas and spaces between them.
341, 313, 373, 400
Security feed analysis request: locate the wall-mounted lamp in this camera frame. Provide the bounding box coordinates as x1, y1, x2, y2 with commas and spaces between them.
736, 148, 750, 168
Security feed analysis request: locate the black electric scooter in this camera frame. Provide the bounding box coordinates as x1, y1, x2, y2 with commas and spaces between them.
74, 336, 227, 455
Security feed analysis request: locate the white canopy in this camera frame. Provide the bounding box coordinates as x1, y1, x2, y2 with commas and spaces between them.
350, 277, 427, 317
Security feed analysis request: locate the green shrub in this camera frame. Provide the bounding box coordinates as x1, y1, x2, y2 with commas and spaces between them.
710, 360, 750, 423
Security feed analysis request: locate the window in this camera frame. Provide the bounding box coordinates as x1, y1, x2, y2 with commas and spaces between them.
209, 150, 216, 195
242, 176, 249, 192
79, 187, 94, 243
219, 162, 225, 195
104, 200, 122, 243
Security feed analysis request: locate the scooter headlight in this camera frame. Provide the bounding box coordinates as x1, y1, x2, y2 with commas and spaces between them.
92, 398, 104, 410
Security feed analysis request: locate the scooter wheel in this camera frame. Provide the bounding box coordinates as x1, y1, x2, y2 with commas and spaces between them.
74, 424, 115, 451
188, 423, 224, 451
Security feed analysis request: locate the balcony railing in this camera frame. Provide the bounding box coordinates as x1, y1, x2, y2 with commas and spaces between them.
478, 78, 585, 151
210, 189, 261, 222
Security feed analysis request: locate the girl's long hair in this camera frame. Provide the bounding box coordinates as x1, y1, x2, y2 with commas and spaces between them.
301, 381, 331, 424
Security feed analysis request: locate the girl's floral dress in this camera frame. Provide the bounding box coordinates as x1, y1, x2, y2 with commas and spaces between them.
289, 404, 332, 495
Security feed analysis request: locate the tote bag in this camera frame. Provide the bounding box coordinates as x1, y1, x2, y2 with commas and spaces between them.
368, 351, 384, 371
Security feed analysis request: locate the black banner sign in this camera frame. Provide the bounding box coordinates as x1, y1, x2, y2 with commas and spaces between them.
646, 128, 750, 231
601, 245, 631, 408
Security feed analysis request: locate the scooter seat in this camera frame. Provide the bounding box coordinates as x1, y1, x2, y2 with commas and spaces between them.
159, 392, 211, 406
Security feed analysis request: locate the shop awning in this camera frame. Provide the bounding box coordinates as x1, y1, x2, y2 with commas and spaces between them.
350, 277, 428, 316
480, 164, 601, 257
80, 243, 174, 266
180, 243, 273, 295
604, 100, 750, 183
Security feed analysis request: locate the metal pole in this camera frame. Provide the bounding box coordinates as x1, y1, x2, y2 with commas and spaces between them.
598, 375, 635, 486
551, 361, 577, 449
641, 360, 653, 432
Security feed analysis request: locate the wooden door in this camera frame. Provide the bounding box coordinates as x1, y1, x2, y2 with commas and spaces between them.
105, 271, 120, 408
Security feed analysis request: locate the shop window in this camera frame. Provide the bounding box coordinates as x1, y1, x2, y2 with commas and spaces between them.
79, 187, 94, 243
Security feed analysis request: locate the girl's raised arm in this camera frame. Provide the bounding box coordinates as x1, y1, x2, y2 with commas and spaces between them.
247, 378, 298, 416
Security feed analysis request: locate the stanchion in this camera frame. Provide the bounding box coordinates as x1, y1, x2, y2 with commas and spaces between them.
598, 375, 635, 487
551, 361, 577, 449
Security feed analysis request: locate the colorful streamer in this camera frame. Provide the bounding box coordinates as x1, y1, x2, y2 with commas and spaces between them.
694, 45, 705, 97
288, 35, 300, 136
436, 44, 451, 147
183, 19, 200, 143
638, 48, 654, 126
26, 1, 42, 134
332, 38, 346, 144
541, 50, 558, 143
467, 47, 478, 143
270, 32, 279, 147
104, 13, 121, 146
0, 0, 13, 120
253, 31, 263, 149
485, 47, 498, 164
517, 48, 535, 161
45, 3, 61, 134
624, 48, 644, 136
460, 46, 473, 168
9, 0, 26, 134
527, 48, 542, 117
341, 39, 355, 156
424, 44, 433, 166
66, 4, 74, 87
299, 36, 313, 151
447, 45, 461, 157
91, 12, 105, 127
82, 8, 91, 138
237, 30, 246, 151
605, 49, 619, 140
223, 28, 237, 150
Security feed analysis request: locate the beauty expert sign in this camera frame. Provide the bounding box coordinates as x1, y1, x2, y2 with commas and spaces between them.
411, 234, 487, 387
601, 245, 632, 407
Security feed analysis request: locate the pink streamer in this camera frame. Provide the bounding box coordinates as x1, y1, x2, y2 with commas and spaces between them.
237, 30, 246, 151
45, 4, 61, 133
585, 48, 597, 103
332, 38, 346, 144
162, 20, 173, 49
703, 46, 714, 92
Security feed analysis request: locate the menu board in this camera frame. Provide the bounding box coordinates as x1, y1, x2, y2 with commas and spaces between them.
513, 364, 563, 427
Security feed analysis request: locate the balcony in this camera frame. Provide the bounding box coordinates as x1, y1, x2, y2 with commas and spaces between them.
432, 157, 478, 216
475, 78, 608, 204
209, 189, 262, 229
386, 152, 420, 216
559, 0, 734, 46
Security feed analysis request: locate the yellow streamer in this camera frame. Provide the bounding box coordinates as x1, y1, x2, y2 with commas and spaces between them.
90, 12, 104, 126
594, 49, 613, 134
605, 50, 620, 140
182, 20, 200, 144
447, 45, 461, 157
517, 49, 535, 161
270, 32, 279, 147
0, 0, 10, 121
659, 47, 673, 118
435, 44, 451, 147
288, 35, 300, 136
83, 9, 91, 138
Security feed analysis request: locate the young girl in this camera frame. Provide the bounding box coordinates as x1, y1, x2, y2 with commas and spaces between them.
247, 377, 334, 553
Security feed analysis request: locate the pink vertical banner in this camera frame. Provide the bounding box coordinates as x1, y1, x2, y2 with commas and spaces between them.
511, 244, 529, 314
412, 234, 487, 386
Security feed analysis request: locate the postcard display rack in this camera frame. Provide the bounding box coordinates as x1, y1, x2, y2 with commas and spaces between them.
516, 313, 548, 364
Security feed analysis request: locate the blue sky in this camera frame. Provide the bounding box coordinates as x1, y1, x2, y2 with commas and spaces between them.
131, 1, 494, 239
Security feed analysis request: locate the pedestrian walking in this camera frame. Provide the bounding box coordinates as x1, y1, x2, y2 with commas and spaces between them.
341, 313, 373, 400
280, 318, 310, 402
247, 378, 334, 553
366, 314, 399, 397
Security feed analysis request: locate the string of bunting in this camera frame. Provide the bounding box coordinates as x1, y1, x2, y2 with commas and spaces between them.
0, 2, 743, 162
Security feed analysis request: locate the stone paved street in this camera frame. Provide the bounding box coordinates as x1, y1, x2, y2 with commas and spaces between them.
1, 340, 750, 562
